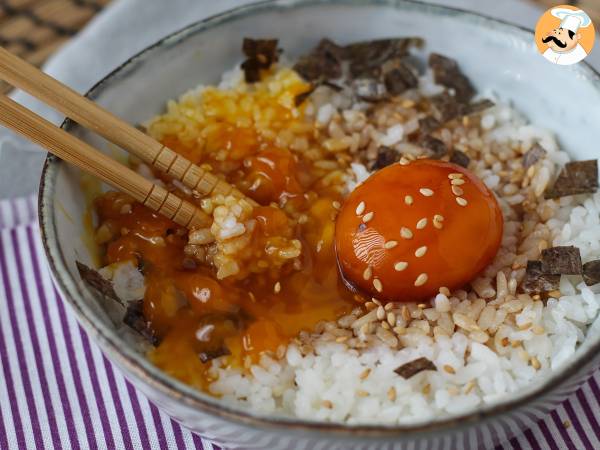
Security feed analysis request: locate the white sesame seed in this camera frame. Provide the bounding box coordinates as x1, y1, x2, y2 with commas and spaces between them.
332, 201, 341, 210
419, 188, 434, 197
451, 178, 465, 186
384, 240, 398, 249
448, 173, 464, 179
404, 195, 413, 205
376, 305, 385, 320
451, 185, 464, 196
456, 197, 468, 207
274, 282, 281, 293
363, 266, 372, 280
416, 218, 427, 229
394, 261, 408, 271
373, 278, 383, 293
387, 312, 396, 327
414, 273, 428, 287
356, 201, 366, 216
434, 214, 444, 222
433, 220, 443, 229
415, 246, 428, 257
399, 157, 410, 165
362, 211, 374, 222
400, 227, 413, 239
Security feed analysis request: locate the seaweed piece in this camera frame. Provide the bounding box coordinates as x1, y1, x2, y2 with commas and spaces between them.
545, 160, 599, 199
383, 62, 418, 95
352, 78, 388, 102
583, 260, 600, 286
541, 246, 582, 275
522, 143, 547, 169
464, 99, 495, 116
394, 357, 437, 379
428, 53, 475, 103
241, 38, 280, 83
371, 146, 399, 170
294, 85, 316, 106
199, 347, 231, 363
418, 116, 441, 134
419, 135, 447, 160
293, 38, 345, 81
521, 260, 561, 294
450, 149, 471, 168
76, 261, 121, 305
124, 300, 160, 346
346, 38, 423, 79
429, 92, 464, 123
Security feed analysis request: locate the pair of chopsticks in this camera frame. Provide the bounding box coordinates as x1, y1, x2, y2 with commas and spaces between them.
0, 46, 255, 229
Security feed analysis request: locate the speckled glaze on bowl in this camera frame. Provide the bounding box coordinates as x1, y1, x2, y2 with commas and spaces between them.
39, 0, 600, 448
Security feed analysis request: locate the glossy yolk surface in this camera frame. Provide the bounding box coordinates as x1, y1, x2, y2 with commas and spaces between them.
335, 160, 504, 302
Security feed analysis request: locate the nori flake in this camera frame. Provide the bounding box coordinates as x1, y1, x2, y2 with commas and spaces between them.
521, 260, 561, 294
429, 92, 464, 123
346, 38, 423, 79
419, 135, 447, 160
383, 61, 419, 95
545, 160, 599, 199
394, 357, 437, 379
293, 38, 345, 82
583, 260, 600, 286
450, 150, 471, 168
464, 99, 495, 116
371, 146, 399, 170
241, 38, 280, 83
541, 246, 583, 275
522, 143, 547, 169
124, 300, 160, 346
418, 116, 441, 134
76, 261, 121, 305
428, 53, 475, 103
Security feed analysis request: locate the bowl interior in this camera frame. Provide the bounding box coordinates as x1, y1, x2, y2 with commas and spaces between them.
40, 0, 600, 433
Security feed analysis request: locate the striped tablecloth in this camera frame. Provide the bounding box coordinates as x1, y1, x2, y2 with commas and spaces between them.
1, 194, 600, 450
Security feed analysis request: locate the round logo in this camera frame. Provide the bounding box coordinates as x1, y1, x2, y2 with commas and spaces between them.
535, 5, 595, 65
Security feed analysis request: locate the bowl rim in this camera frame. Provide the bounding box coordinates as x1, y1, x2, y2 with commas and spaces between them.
38, 0, 600, 439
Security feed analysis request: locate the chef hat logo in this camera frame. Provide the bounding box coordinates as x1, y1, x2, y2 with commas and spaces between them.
534, 4, 595, 66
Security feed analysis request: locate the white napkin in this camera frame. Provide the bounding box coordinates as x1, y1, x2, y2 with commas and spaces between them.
1, 0, 594, 198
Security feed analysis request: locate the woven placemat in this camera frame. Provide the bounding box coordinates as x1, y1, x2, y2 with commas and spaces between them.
0, 0, 111, 93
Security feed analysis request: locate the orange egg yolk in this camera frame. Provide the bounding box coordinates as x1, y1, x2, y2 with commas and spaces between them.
335, 159, 504, 302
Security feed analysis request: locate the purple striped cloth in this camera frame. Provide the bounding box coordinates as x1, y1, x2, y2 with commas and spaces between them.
0, 194, 599, 450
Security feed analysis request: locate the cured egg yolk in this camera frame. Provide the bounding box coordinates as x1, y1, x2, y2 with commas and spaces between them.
335, 159, 503, 303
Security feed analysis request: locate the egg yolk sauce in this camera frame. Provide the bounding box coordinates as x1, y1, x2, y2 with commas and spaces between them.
335, 160, 504, 302
93, 68, 358, 390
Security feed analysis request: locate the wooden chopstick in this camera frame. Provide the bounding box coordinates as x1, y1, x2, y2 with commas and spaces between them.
0, 46, 255, 205
0, 94, 211, 230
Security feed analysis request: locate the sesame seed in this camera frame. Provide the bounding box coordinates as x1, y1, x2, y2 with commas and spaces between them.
394, 261, 408, 271
434, 214, 445, 222
363, 266, 373, 280
357, 390, 369, 397
359, 368, 371, 379
439, 286, 450, 296
399, 157, 410, 165
387, 312, 396, 327
401, 305, 410, 321
274, 282, 281, 293
381, 321, 390, 330
362, 211, 374, 222
415, 246, 428, 258
384, 302, 394, 311
448, 173, 464, 179
433, 220, 443, 229
372, 298, 382, 306
387, 386, 397, 401
335, 336, 349, 343
355, 201, 366, 215
417, 303, 427, 309
332, 201, 341, 210
464, 380, 476, 394
531, 356, 541, 370
419, 188, 434, 197
414, 273, 428, 287
422, 384, 431, 395
443, 365, 456, 374
451, 178, 465, 185
451, 185, 464, 196
322, 400, 333, 409
456, 197, 468, 206
400, 227, 413, 239
384, 240, 398, 249
373, 278, 383, 293
404, 195, 413, 205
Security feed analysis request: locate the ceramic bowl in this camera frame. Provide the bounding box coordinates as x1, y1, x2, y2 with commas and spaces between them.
39, 0, 600, 448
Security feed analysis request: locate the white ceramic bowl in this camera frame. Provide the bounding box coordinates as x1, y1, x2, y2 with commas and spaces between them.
39, 1, 600, 448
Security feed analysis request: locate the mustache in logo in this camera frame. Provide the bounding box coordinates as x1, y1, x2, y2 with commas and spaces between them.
542, 35, 567, 48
